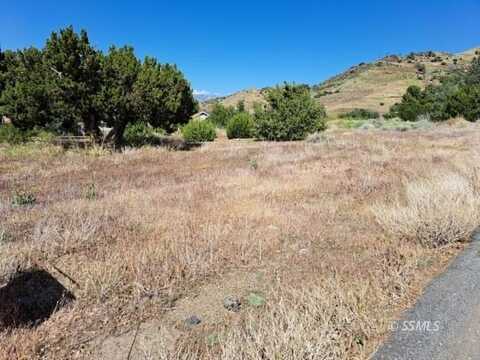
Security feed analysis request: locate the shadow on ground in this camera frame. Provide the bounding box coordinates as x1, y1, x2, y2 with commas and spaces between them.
0, 268, 75, 329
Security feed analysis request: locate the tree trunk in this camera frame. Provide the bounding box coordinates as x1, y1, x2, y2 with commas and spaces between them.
84, 112, 101, 141
105, 122, 126, 152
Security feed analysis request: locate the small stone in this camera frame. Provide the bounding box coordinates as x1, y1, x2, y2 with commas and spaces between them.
299, 248, 309, 256
223, 296, 241, 312
185, 315, 201, 326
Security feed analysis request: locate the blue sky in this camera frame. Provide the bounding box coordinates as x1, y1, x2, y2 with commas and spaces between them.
2, 0, 479, 96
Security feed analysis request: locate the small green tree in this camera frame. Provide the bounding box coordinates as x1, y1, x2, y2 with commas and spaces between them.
254, 83, 326, 141
388, 85, 427, 121
226, 112, 254, 139
208, 103, 236, 127
182, 120, 216, 142
449, 85, 480, 122
466, 57, 480, 86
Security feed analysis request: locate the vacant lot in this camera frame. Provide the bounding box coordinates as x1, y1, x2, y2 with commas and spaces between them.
1, 125, 479, 359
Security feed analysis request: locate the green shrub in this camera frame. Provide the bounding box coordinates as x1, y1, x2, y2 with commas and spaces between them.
0, 125, 28, 144
388, 60, 480, 122
208, 103, 236, 128
182, 120, 216, 142
226, 113, 254, 139
0, 125, 57, 145
12, 191, 36, 206
85, 183, 97, 200
415, 63, 426, 74
339, 108, 379, 120
123, 122, 164, 147
254, 83, 326, 141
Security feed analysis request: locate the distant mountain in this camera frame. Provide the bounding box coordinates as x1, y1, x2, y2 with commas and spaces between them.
207, 47, 479, 115
193, 90, 221, 103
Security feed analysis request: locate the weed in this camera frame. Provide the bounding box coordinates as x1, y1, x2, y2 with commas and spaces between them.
11, 191, 36, 207
85, 183, 97, 200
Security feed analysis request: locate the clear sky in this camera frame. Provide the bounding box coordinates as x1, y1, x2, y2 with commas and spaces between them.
2, 0, 479, 96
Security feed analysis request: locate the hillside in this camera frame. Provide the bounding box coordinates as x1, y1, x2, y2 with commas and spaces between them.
204, 47, 479, 116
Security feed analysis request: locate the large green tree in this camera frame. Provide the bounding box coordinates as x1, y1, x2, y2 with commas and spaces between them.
1, 26, 198, 147
133, 58, 197, 132
1, 48, 51, 130
99, 46, 141, 148
1, 27, 103, 134
43, 26, 103, 135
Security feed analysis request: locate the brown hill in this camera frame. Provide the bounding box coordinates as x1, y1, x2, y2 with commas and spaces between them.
204, 47, 479, 116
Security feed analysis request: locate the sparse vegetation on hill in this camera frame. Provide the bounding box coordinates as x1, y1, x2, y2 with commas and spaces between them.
207, 48, 479, 117
339, 108, 379, 120
388, 57, 480, 122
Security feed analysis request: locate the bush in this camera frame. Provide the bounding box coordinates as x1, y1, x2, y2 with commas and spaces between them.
339, 108, 379, 120
415, 63, 426, 73
0, 124, 55, 144
254, 83, 326, 141
12, 191, 37, 206
226, 113, 254, 139
182, 120, 216, 142
387, 86, 428, 122
0, 125, 28, 144
389, 81, 480, 123
208, 103, 236, 128
373, 173, 480, 248
123, 122, 164, 147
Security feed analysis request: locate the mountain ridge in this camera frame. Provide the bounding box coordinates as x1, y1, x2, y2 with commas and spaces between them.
202, 47, 479, 115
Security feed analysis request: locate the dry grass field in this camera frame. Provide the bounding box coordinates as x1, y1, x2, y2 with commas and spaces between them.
1, 123, 480, 359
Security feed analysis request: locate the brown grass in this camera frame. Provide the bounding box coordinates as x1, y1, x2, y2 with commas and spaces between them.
373, 172, 480, 247
1, 125, 479, 359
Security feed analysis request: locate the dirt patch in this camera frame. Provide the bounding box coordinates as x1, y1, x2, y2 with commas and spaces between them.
96, 271, 266, 359
0, 268, 75, 329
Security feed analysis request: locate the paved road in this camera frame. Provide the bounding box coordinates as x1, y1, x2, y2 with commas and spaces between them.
373, 233, 480, 360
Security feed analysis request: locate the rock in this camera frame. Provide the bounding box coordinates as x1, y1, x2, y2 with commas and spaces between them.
299, 248, 309, 256
185, 315, 201, 327
223, 296, 241, 312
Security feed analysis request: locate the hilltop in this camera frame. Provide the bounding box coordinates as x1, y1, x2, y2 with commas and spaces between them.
203, 47, 479, 116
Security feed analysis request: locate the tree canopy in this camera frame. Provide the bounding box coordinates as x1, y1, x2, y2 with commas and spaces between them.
0, 26, 198, 147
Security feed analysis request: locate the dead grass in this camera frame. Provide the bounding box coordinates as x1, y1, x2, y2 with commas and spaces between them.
1, 125, 479, 359
373, 172, 480, 247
